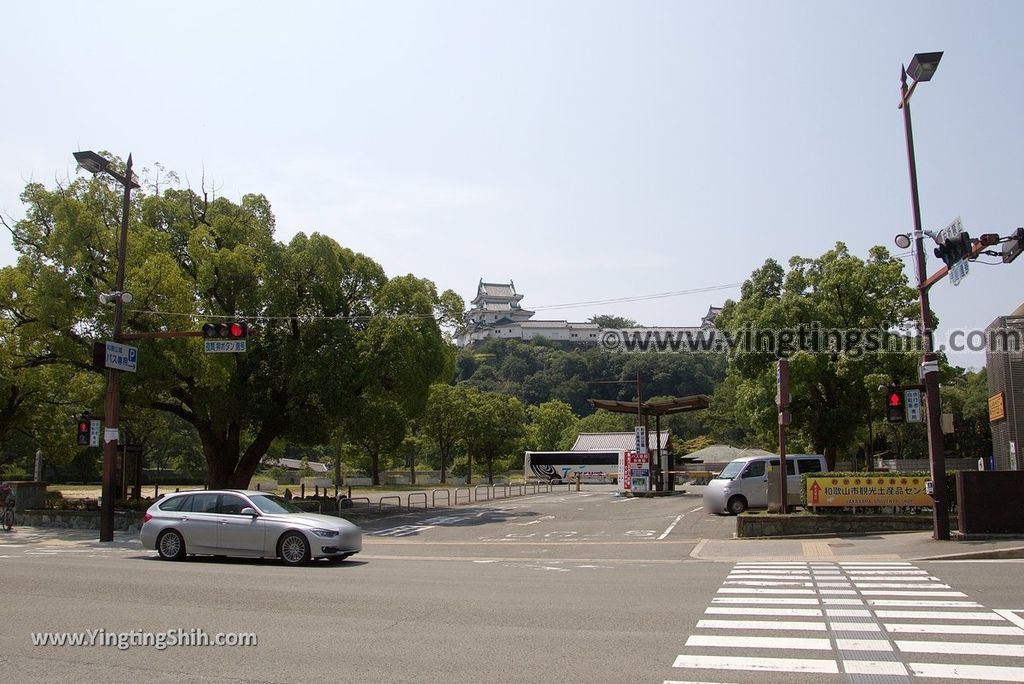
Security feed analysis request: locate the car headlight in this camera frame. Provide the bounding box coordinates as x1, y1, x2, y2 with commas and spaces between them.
310, 528, 339, 538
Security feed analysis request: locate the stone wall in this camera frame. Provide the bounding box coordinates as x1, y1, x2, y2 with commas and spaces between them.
16, 509, 145, 533
737, 513, 934, 538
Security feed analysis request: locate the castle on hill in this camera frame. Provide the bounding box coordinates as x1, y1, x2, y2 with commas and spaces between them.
457, 279, 721, 347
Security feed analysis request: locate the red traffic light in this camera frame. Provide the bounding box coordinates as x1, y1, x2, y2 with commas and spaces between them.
886, 387, 905, 423
202, 322, 248, 339
77, 420, 90, 446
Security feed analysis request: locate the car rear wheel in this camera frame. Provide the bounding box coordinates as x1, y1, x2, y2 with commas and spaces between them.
157, 530, 186, 561
278, 531, 310, 566
727, 496, 748, 515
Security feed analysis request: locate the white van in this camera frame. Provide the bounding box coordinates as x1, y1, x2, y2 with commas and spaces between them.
702, 453, 827, 515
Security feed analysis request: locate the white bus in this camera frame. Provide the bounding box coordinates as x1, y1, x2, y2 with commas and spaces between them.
524, 450, 623, 484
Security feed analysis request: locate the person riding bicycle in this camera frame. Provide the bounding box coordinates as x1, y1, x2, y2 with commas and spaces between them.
0, 481, 12, 506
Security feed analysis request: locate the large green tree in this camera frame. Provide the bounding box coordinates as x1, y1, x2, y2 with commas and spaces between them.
1, 164, 459, 487
715, 243, 920, 469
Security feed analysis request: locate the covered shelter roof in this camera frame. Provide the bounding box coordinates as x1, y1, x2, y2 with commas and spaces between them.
588, 394, 711, 416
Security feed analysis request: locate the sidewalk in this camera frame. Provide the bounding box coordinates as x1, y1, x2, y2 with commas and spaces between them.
691, 530, 1024, 563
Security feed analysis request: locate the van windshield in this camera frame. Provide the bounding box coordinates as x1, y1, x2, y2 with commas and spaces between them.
716, 461, 746, 480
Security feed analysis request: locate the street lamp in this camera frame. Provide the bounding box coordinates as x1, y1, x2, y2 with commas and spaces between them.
73, 150, 140, 543
898, 52, 950, 541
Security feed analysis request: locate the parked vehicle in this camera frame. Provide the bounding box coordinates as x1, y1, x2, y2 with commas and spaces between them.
140, 490, 362, 565
702, 454, 827, 515
524, 450, 622, 484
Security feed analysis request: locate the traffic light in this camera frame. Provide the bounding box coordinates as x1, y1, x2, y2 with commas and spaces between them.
77, 417, 90, 446
201, 322, 248, 340
885, 387, 905, 423
934, 231, 972, 268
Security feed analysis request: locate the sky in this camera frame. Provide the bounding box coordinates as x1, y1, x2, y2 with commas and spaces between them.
2, 1, 1022, 369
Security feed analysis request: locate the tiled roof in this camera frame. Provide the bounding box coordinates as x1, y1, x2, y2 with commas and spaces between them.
571, 431, 671, 452
480, 282, 516, 297
683, 445, 774, 464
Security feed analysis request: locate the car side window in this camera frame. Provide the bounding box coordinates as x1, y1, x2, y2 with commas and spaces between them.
189, 493, 220, 513
799, 459, 823, 474
219, 495, 247, 515
159, 495, 187, 512
742, 461, 766, 478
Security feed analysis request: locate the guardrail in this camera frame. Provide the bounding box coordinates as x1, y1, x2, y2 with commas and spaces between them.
327, 479, 573, 517
378, 495, 402, 512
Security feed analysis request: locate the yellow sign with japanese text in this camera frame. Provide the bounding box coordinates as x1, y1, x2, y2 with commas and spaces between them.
806, 475, 932, 507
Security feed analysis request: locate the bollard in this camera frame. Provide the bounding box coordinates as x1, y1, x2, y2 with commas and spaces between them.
300, 483, 305, 498
575, 474, 581, 492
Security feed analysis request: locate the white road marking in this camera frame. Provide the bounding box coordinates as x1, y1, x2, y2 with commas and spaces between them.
843, 660, 908, 676
860, 590, 966, 597
711, 597, 820, 605
897, 640, 1024, 657
909, 662, 1024, 681
724, 580, 815, 587
875, 610, 1005, 620
658, 514, 684, 540
685, 634, 832, 650
996, 609, 1024, 630
672, 655, 839, 674
822, 599, 865, 606
696, 619, 826, 631
831, 623, 881, 632
854, 582, 952, 589
705, 607, 823, 617
869, 599, 982, 608
835, 638, 892, 651
826, 609, 872, 617
716, 587, 816, 595
885, 623, 1024, 636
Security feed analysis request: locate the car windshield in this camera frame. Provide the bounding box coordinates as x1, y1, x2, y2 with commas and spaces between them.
248, 494, 304, 514
716, 461, 745, 480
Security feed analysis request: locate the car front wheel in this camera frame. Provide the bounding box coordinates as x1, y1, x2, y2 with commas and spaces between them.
157, 530, 187, 561
278, 531, 310, 566
727, 496, 748, 515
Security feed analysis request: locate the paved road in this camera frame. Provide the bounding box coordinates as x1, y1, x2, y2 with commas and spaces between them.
3, 488, 1024, 683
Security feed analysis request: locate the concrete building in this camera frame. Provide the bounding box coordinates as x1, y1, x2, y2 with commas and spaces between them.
986, 302, 1024, 470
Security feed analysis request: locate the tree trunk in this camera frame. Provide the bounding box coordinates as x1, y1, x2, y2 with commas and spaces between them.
823, 445, 837, 472
465, 449, 473, 485
486, 452, 494, 485
371, 450, 381, 486
439, 446, 448, 484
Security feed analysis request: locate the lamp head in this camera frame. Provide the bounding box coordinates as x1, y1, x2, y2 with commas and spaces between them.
73, 150, 111, 175
907, 52, 943, 82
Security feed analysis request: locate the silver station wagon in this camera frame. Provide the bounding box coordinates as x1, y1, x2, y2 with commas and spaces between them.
140, 490, 362, 565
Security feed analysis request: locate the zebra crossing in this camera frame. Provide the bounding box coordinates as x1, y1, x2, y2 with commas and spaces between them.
666, 561, 1024, 682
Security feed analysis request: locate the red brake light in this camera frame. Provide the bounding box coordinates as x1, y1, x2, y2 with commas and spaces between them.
143, 512, 152, 523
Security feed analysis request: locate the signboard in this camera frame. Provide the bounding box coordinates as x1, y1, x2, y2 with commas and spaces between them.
205, 340, 247, 353
806, 475, 932, 508
103, 427, 120, 444
938, 216, 969, 286
904, 389, 923, 423
89, 419, 101, 448
621, 451, 650, 493
634, 426, 647, 454
990, 393, 1007, 423
104, 341, 138, 372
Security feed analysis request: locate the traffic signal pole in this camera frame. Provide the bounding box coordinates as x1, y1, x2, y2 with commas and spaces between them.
900, 68, 950, 541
